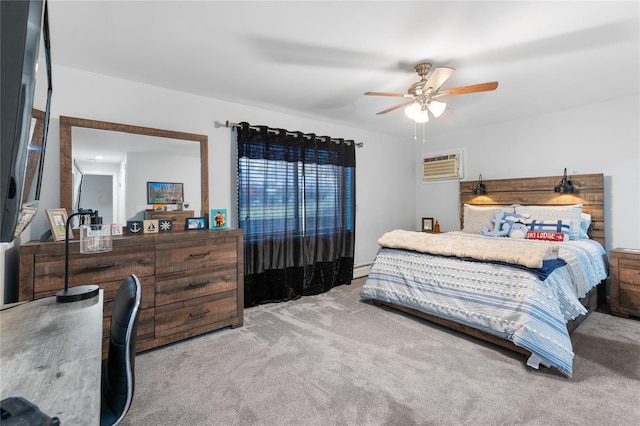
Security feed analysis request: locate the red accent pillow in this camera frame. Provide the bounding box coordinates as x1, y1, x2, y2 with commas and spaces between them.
526, 230, 567, 242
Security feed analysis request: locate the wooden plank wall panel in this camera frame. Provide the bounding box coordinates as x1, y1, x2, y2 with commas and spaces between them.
460, 173, 605, 247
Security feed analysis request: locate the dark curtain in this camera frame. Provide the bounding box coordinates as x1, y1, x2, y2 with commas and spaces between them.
236, 122, 356, 307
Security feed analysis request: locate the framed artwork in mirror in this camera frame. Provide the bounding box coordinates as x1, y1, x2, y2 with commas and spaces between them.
47, 208, 70, 241
422, 217, 434, 233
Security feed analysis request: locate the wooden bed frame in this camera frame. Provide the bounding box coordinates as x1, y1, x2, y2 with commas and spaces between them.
372, 172, 606, 360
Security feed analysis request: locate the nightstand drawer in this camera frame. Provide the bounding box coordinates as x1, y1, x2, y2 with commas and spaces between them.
619, 283, 640, 311
610, 248, 640, 318
619, 259, 640, 284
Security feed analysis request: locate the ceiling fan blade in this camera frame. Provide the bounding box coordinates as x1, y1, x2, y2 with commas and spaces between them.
422, 67, 455, 93
435, 81, 499, 97
364, 91, 410, 97
376, 99, 416, 115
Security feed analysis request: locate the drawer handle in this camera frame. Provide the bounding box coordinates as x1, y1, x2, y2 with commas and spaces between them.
188, 251, 210, 259
187, 280, 210, 289
85, 262, 117, 271
189, 309, 210, 319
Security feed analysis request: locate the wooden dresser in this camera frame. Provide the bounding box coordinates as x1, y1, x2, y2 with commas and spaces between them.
19, 229, 243, 357
145, 209, 195, 231
609, 248, 640, 319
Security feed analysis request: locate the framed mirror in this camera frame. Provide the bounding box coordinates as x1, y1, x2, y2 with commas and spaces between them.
59, 116, 209, 226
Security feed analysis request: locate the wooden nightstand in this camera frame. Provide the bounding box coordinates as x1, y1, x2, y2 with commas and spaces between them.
609, 248, 640, 318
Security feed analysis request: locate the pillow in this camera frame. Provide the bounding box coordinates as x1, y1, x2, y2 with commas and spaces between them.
514, 204, 583, 240
462, 204, 516, 234
580, 213, 591, 239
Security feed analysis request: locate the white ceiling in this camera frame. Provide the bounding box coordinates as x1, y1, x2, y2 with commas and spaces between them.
48, 1, 639, 139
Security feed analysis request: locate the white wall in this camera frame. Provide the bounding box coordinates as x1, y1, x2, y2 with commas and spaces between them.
1, 64, 416, 302
416, 95, 640, 253
76, 160, 120, 224
81, 175, 113, 224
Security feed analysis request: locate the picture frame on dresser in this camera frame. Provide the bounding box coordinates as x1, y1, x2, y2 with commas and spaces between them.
211, 209, 227, 229
186, 217, 207, 230
46, 208, 71, 241
421, 217, 434, 232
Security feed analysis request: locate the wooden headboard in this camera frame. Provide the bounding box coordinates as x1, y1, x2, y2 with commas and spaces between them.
460, 173, 605, 247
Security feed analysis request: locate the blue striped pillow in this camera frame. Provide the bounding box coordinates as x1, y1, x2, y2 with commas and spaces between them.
515, 204, 583, 240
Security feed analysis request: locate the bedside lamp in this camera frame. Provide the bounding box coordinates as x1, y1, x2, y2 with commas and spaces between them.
554, 168, 574, 193
56, 210, 112, 303
472, 174, 487, 195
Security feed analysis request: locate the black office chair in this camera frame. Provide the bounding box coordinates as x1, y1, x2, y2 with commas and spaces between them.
101, 274, 141, 426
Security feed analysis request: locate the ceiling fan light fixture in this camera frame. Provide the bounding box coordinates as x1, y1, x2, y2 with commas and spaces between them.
428, 100, 447, 118
413, 108, 430, 123
404, 103, 421, 120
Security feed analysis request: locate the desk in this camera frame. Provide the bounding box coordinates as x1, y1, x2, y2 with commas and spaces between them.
0, 291, 103, 425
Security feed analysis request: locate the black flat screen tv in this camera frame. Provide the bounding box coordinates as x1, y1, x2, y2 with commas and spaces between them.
1, 0, 52, 242
146, 182, 184, 205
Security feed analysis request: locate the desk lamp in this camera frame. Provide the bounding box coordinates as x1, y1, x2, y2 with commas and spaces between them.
56, 210, 112, 303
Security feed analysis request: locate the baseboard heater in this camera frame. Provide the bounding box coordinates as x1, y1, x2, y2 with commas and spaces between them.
353, 263, 372, 279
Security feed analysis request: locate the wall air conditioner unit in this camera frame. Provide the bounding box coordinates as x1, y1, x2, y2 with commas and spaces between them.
422, 153, 461, 181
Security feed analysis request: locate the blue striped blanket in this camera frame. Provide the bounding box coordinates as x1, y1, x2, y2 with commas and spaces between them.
361, 232, 607, 377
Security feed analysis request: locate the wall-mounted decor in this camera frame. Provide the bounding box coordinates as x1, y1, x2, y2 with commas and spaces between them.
421, 217, 434, 233
47, 208, 71, 241
211, 209, 227, 229
186, 217, 207, 230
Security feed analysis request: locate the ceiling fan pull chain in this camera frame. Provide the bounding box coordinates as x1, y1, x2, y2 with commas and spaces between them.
413, 121, 417, 140
422, 123, 426, 144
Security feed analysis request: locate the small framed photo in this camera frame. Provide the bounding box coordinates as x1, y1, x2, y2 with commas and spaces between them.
47, 208, 70, 241
14, 206, 38, 238
186, 217, 207, 230
210, 209, 227, 229
111, 224, 123, 235
421, 217, 434, 233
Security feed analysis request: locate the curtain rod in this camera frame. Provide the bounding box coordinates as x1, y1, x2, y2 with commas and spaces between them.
223, 121, 363, 148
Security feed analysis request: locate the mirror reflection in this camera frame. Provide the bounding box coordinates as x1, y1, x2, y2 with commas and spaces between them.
72, 129, 201, 225
60, 116, 209, 227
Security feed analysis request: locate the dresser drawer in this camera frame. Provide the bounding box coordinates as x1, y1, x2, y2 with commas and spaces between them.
33, 245, 155, 294
102, 276, 155, 314
155, 237, 238, 275
155, 263, 237, 306
154, 291, 237, 338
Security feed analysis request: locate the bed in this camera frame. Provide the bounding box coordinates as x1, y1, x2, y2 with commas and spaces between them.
361, 173, 608, 377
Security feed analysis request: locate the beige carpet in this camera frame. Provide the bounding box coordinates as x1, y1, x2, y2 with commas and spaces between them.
121, 278, 640, 425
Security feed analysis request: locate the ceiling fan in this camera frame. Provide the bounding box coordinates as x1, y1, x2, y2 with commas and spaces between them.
364, 63, 498, 123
